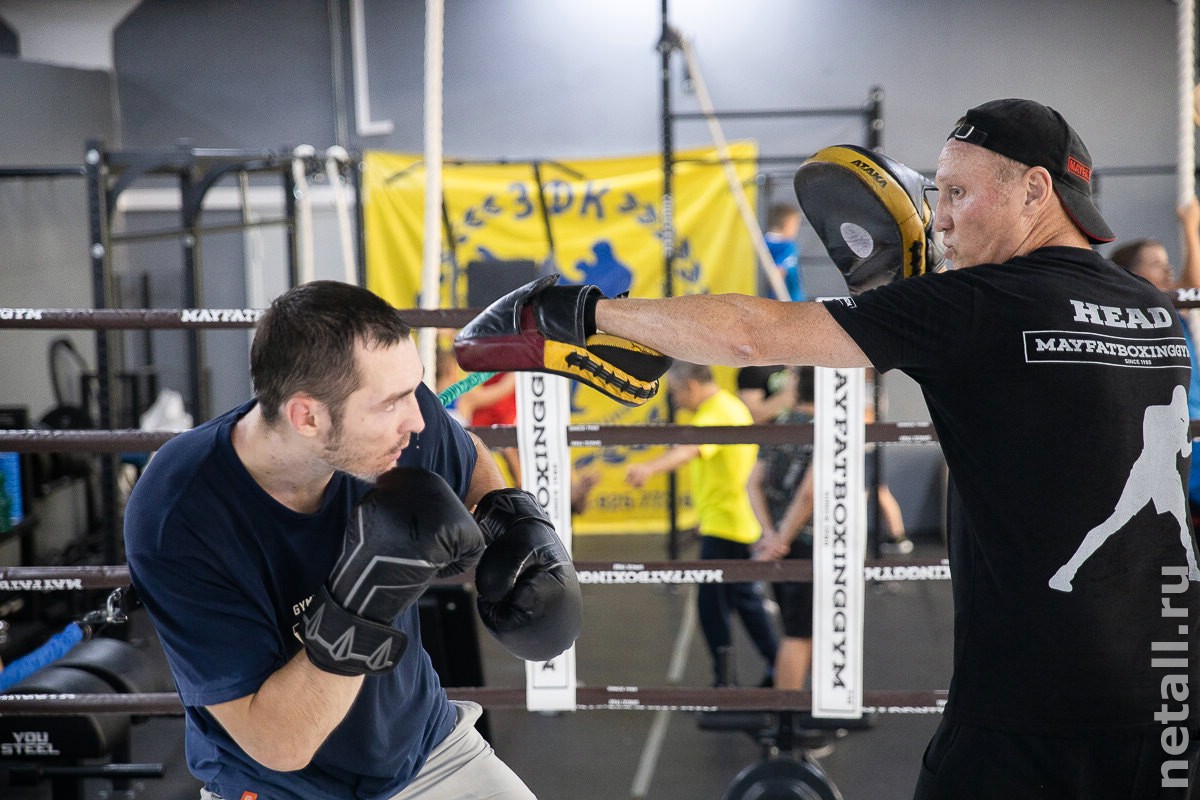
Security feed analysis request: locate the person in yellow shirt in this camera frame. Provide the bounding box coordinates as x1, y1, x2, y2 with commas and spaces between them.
626, 362, 779, 686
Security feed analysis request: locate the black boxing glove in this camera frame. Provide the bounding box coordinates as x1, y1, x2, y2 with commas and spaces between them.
473, 488, 583, 662
302, 467, 487, 676
454, 273, 671, 407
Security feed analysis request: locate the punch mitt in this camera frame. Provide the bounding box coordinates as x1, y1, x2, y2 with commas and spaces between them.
454, 273, 671, 406
793, 144, 945, 294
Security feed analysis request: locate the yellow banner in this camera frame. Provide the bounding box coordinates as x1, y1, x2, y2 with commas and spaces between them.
362, 144, 759, 534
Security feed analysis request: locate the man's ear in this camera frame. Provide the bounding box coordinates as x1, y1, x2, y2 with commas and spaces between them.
284, 394, 324, 438
1023, 166, 1054, 210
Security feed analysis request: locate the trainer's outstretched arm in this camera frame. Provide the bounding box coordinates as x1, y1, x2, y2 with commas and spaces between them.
594, 294, 871, 368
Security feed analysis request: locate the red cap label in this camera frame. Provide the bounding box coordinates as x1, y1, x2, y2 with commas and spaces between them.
1067, 156, 1091, 182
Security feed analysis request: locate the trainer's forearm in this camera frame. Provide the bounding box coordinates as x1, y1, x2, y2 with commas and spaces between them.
595, 295, 767, 365
595, 294, 870, 368
208, 649, 363, 772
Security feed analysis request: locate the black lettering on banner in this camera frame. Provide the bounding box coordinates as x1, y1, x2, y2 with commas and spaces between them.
824, 369, 852, 694
528, 376, 554, 511
508, 182, 535, 219
547, 180, 573, 215
579, 182, 608, 220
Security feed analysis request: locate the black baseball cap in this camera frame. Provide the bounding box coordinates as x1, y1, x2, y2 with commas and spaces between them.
947, 99, 1114, 244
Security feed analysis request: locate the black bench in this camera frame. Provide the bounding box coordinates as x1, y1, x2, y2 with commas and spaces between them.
697, 710, 875, 799
0, 637, 171, 800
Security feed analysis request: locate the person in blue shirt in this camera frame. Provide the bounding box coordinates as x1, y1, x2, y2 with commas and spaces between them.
765, 203, 806, 302
125, 281, 577, 800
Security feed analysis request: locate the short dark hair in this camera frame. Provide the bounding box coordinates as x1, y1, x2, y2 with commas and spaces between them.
251, 281, 412, 426
1108, 238, 1160, 271
768, 203, 800, 231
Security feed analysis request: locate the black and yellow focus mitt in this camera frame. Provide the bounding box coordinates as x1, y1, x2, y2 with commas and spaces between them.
454, 274, 671, 407
793, 144, 945, 294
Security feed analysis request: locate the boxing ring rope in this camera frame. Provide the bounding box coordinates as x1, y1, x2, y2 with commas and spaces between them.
0, 307, 464, 329
0, 337, 949, 717
7, 289, 1200, 331
0, 428, 951, 717
0, 559, 951, 592
7, 418, 1200, 452
0, 553, 948, 701
0, 687, 948, 717
0, 420, 942, 453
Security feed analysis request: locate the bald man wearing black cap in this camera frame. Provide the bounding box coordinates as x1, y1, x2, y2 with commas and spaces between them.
495, 98, 1200, 798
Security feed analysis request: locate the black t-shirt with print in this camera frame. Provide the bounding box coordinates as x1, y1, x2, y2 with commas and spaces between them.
826, 246, 1200, 733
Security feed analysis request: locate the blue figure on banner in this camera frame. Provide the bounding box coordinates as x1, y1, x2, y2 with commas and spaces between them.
675, 239, 702, 285
563, 240, 633, 416
569, 240, 633, 299
473, 245, 503, 263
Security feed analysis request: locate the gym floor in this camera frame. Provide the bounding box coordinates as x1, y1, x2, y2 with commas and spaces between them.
2, 532, 953, 800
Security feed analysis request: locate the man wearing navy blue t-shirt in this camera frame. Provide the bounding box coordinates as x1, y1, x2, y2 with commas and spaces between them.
126, 281, 578, 799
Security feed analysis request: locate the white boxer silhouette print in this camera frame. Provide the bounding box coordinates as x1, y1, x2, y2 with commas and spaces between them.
1049, 385, 1200, 592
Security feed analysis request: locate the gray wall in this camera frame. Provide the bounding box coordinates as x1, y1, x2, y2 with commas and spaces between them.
0, 57, 115, 562
0, 57, 114, 421
116, 1, 1184, 216
1, 0, 1193, 536
111, 0, 1191, 325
